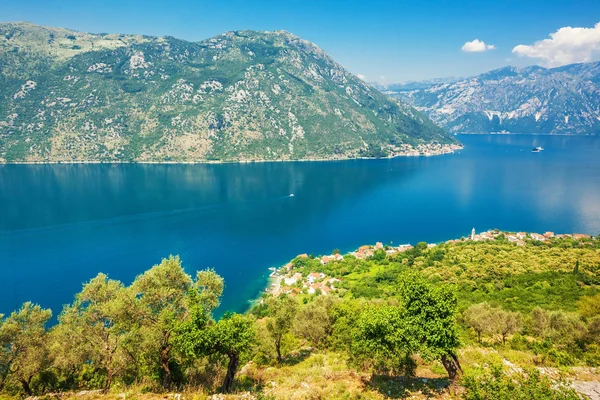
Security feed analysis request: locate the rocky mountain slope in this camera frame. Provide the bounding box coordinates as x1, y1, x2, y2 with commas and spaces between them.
386, 63, 600, 135
0, 22, 455, 163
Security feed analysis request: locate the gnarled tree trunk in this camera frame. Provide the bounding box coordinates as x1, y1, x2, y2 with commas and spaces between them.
275, 336, 282, 363
221, 351, 239, 393
161, 344, 172, 389
441, 352, 462, 381
20, 378, 32, 396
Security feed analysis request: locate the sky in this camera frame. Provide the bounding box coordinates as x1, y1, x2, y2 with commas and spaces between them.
2, 0, 600, 82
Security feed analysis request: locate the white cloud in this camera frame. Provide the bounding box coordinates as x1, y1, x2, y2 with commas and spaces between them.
462, 39, 496, 52
357, 73, 366, 80
512, 22, 600, 67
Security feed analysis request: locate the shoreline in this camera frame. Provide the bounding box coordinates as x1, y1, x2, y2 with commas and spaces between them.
0, 144, 463, 165
255, 229, 598, 302
458, 132, 598, 136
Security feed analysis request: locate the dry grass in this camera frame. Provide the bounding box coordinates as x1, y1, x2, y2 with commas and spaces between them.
13, 349, 598, 400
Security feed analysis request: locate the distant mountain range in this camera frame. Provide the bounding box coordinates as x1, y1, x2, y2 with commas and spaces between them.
372, 76, 464, 92
0, 22, 455, 163
382, 63, 600, 135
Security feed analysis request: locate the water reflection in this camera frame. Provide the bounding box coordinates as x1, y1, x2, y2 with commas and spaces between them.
1, 135, 599, 319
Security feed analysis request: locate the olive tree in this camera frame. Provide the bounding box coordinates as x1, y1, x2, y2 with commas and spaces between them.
130, 255, 191, 388
265, 296, 297, 363
577, 294, 600, 319
398, 273, 462, 381
463, 303, 494, 343
293, 296, 336, 348
51, 274, 133, 390
349, 305, 415, 378
0, 303, 52, 395
177, 304, 255, 393
490, 309, 522, 345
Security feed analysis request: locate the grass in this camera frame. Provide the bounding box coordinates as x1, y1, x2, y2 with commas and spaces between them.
9, 348, 598, 400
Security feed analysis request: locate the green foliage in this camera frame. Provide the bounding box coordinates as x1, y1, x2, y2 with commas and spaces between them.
51, 274, 133, 390
577, 293, 600, 318
1, 234, 599, 397
349, 305, 416, 377
0, 22, 456, 163
0, 303, 52, 395
398, 273, 460, 362
292, 296, 336, 348
464, 304, 521, 345
177, 311, 255, 393
288, 236, 600, 369
462, 366, 580, 400
130, 255, 193, 388
264, 296, 297, 363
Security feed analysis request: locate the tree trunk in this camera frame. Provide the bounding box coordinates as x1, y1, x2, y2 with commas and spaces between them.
105, 370, 112, 392
20, 378, 32, 396
160, 345, 172, 389
276, 336, 282, 363
221, 351, 239, 393
441, 352, 463, 381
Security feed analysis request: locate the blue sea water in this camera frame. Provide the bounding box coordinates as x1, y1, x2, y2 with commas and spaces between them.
1, 134, 600, 318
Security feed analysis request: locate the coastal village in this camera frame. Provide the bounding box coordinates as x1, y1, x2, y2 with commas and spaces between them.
265, 228, 595, 298
385, 142, 463, 158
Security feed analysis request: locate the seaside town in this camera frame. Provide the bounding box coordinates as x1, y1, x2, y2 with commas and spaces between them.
265, 228, 596, 298
386, 142, 464, 158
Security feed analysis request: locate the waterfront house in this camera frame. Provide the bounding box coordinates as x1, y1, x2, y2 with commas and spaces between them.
307, 272, 325, 284
573, 233, 591, 240
530, 233, 546, 241
308, 282, 322, 295
284, 276, 298, 286
355, 245, 374, 259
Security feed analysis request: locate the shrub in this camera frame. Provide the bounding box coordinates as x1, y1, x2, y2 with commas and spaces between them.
462, 365, 580, 400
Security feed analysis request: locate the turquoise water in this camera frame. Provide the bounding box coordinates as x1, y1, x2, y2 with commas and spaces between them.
1, 134, 600, 317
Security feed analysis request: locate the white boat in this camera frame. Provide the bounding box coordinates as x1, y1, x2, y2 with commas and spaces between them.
290, 193, 294, 197
532, 146, 544, 153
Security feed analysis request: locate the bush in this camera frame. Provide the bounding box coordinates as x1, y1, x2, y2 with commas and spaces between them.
462, 365, 580, 400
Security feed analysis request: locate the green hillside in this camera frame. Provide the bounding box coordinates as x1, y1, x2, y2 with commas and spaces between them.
1, 233, 599, 399
0, 22, 456, 163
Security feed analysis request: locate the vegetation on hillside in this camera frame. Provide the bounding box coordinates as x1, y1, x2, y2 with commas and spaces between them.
0, 22, 457, 163
1, 235, 599, 399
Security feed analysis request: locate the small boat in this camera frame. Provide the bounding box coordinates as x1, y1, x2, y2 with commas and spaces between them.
289, 193, 294, 197
532, 146, 544, 153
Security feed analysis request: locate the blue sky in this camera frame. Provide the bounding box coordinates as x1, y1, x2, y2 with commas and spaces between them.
2, 0, 600, 82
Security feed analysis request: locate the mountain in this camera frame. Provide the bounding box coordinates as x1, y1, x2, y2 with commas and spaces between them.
0, 22, 455, 163
373, 76, 465, 92
387, 63, 600, 135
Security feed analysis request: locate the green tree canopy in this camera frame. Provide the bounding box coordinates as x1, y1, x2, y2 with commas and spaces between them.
0, 302, 52, 395
398, 273, 462, 380
130, 255, 193, 388
51, 273, 133, 390
349, 305, 415, 377
265, 296, 297, 363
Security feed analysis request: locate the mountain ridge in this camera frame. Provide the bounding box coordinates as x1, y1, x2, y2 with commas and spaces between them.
0, 22, 457, 163
383, 61, 600, 135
